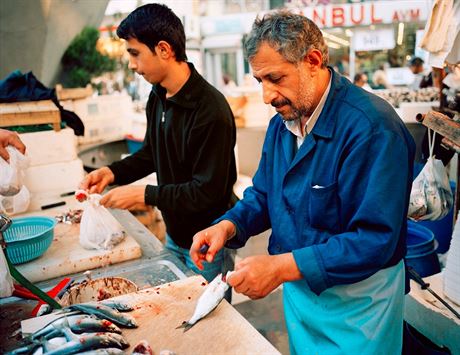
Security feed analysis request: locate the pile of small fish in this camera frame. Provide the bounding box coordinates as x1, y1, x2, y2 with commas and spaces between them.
54, 209, 83, 224
7, 299, 138, 355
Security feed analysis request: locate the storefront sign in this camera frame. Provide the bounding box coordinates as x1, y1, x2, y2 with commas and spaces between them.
297, 0, 431, 28
353, 28, 395, 51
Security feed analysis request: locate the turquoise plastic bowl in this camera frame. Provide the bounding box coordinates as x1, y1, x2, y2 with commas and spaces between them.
3, 216, 56, 265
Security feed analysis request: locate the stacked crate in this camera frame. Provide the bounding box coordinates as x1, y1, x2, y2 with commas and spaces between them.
60, 93, 133, 145
19, 128, 85, 211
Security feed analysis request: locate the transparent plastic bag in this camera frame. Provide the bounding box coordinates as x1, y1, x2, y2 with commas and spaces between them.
0, 249, 14, 298
0, 146, 29, 196
79, 194, 126, 250
408, 130, 453, 221
0, 146, 30, 215
0, 185, 30, 215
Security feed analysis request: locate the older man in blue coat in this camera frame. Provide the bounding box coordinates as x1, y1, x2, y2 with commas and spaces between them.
191, 10, 415, 355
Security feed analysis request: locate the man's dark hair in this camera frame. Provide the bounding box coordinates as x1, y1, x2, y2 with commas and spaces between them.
353, 73, 364, 84
244, 10, 329, 67
116, 3, 187, 61
409, 57, 424, 67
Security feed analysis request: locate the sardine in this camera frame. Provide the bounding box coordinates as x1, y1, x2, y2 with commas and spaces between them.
101, 299, 134, 312
176, 272, 232, 332
78, 348, 125, 355
64, 302, 138, 328
6, 341, 41, 355
41, 333, 127, 355
132, 340, 153, 354
31, 314, 121, 340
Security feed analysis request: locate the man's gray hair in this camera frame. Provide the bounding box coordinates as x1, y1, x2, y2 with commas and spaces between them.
244, 10, 329, 67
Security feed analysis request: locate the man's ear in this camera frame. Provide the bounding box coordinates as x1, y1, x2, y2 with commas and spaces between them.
304, 49, 323, 74
156, 41, 173, 59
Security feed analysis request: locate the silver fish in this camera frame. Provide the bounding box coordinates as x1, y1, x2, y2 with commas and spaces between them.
78, 348, 125, 355
41, 334, 125, 355
176, 272, 232, 332
101, 299, 134, 312
65, 302, 138, 328
31, 314, 121, 340
42, 326, 129, 355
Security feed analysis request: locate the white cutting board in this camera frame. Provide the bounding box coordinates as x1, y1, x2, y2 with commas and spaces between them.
13, 205, 142, 283
22, 276, 281, 355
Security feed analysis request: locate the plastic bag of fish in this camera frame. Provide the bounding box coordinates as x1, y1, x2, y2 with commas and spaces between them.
408, 156, 453, 221
78, 193, 126, 250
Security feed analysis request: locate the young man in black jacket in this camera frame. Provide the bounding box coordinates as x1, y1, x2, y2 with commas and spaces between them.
80, 3, 237, 282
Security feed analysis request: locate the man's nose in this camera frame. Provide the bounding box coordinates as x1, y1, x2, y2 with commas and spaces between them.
262, 82, 277, 105
128, 60, 136, 71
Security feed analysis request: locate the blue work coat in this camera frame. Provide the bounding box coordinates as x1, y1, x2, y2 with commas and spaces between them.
222, 69, 415, 295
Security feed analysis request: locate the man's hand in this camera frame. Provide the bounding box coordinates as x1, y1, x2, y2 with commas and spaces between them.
79, 167, 115, 194
227, 253, 302, 300
190, 220, 236, 270
100, 185, 146, 210
0, 129, 26, 162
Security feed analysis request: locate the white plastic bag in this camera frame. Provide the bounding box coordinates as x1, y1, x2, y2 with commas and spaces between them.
0, 249, 14, 298
0, 146, 30, 215
0, 146, 29, 196
79, 194, 126, 250
408, 130, 453, 221
0, 186, 30, 215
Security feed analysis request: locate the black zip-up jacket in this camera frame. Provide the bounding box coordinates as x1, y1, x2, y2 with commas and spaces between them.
109, 63, 237, 248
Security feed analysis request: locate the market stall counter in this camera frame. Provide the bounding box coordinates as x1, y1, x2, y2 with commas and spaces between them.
0, 200, 279, 354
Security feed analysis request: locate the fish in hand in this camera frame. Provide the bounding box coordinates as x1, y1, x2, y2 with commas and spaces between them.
176, 272, 233, 332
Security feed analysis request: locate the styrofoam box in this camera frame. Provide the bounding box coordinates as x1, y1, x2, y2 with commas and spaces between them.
77, 117, 132, 145
130, 111, 147, 140
62, 93, 134, 123
399, 101, 439, 123
24, 158, 84, 194
19, 128, 78, 167
243, 92, 274, 128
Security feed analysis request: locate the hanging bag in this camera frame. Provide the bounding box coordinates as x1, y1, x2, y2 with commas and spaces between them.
408, 129, 453, 221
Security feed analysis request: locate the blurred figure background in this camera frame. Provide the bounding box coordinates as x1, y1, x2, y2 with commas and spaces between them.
353, 72, 372, 91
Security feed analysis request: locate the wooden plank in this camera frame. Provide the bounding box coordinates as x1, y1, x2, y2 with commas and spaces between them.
0, 100, 61, 131
422, 111, 460, 146
22, 276, 281, 355
56, 84, 93, 101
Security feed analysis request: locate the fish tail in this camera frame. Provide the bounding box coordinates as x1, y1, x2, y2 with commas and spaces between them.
175, 322, 194, 332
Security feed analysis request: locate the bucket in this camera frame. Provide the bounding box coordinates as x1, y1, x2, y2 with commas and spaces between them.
403, 322, 451, 355
406, 221, 441, 277
59, 277, 138, 306
418, 181, 456, 254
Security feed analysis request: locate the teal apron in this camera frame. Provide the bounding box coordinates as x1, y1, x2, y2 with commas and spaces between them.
284, 260, 405, 355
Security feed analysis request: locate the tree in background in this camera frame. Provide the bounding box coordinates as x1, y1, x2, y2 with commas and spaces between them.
60, 27, 116, 88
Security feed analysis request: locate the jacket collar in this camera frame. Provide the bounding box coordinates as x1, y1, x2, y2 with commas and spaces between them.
151, 62, 201, 109
309, 67, 347, 139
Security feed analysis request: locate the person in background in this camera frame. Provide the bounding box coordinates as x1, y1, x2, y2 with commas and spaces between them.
222, 73, 237, 96
0, 129, 26, 161
372, 65, 392, 89
79, 3, 237, 283
409, 57, 433, 90
190, 10, 415, 354
353, 72, 372, 91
